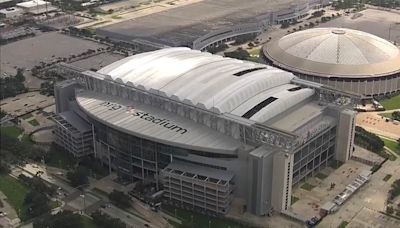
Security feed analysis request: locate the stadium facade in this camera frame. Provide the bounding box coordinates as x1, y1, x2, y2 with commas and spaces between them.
262, 28, 400, 97
54, 48, 359, 216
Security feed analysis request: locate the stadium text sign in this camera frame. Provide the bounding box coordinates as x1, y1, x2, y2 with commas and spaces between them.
99, 101, 188, 135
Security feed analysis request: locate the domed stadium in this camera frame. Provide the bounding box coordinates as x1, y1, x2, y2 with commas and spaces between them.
262, 27, 400, 97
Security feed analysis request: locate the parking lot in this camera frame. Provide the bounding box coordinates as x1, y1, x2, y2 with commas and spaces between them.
0, 32, 107, 88
291, 160, 372, 219
318, 8, 400, 44
0, 92, 54, 117
70, 52, 125, 71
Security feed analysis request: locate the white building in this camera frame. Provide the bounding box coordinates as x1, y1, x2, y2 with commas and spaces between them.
16, 0, 57, 14
0, 7, 23, 18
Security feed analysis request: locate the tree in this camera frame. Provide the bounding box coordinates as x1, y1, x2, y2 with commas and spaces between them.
224, 49, 250, 60
15, 68, 25, 82
109, 190, 131, 209
392, 111, 400, 121
24, 190, 51, 218
92, 211, 126, 228
280, 21, 290, 29
33, 211, 83, 228
354, 126, 384, 153
0, 162, 10, 174
67, 167, 89, 188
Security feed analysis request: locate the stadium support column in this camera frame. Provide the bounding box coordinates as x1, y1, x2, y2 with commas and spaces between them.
247, 147, 274, 216
271, 151, 294, 212
335, 109, 356, 162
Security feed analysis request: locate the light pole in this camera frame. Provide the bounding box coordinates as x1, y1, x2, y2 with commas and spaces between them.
80, 194, 86, 214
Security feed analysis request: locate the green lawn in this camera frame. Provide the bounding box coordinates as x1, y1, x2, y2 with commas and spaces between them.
379, 112, 393, 119
28, 119, 40, 126
21, 113, 33, 120
301, 183, 316, 191
315, 172, 328, 180
381, 138, 400, 156
380, 95, 400, 110
0, 175, 30, 220
383, 174, 392, 182
247, 47, 261, 56
337, 220, 349, 228
0, 126, 23, 138
162, 205, 249, 228
81, 216, 96, 228
49, 200, 61, 209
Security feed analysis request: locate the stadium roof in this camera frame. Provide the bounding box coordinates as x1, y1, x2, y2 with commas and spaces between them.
98, 47, 315, 124
263, 28, 400, 77
76, 90, 242, 154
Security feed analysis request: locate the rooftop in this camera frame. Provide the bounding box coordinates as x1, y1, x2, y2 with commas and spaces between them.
76, 90, 242, 154
163, 160, 235, 182
98, 47, 316, 124
263, 27, 400, 77
96, 0, 293, 46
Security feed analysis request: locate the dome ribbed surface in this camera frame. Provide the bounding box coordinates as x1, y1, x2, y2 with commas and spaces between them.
278, 28, 399, 65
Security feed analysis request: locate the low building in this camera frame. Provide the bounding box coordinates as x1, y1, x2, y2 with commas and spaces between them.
0, 7, 22, 18
16, 0, 57, 15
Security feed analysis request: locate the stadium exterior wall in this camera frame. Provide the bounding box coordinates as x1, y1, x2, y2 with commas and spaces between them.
261, 52, 400, 97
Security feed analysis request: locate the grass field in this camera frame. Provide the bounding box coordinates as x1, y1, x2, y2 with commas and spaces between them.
162, 205, 248, 228
379, 112, 393, 119
0, 126, 22, 138
338, 220, 349, 228
315, 172, 328, 180
21, 113, 33, 120
28, 119, 40, 126
380, 95, 400, 110
247, 47, 261, 56
301, 183, 316, 191
381, 138, 400, 156
49, 200, 61, 209
81, 216, 96, 228
0, 175, 29, 220
383, 174, 392, 182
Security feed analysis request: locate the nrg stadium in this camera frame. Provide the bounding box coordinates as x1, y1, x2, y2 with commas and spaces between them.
53, 47, 359, 216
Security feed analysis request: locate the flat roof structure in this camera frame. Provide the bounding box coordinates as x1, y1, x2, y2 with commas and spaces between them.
164, 161, 235, 182
59, 111, 91, 132
96, 0, 294, 46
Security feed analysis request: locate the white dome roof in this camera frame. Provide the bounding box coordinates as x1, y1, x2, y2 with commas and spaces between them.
97, 48, 315, 123
279, 28, 398, 65
263, 28, 400, 77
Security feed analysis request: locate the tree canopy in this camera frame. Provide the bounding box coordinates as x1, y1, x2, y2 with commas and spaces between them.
66, 167, 89, 188
108, 190, 131, 209
92, 211, 126, 228
33, 211, 83, 228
